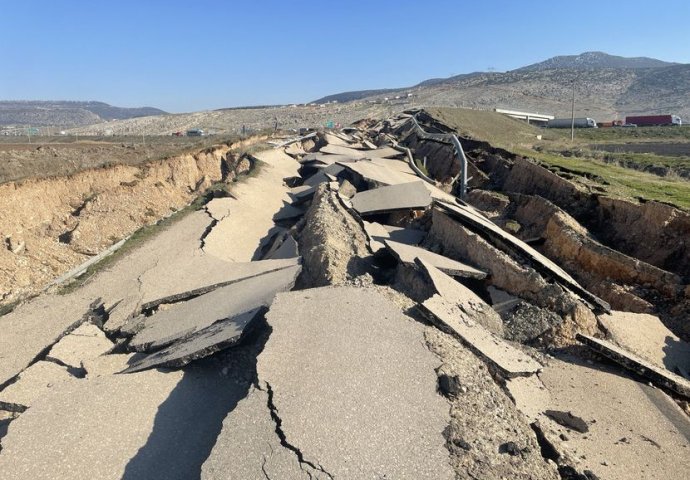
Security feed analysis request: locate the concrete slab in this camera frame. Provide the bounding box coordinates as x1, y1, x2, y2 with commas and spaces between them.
0, 367, 248, 480
0, 361, 73, 412
365, 146, 404, 159
339, 159, 419, 186
46, 324, 114, 369
351, 180, 431, 215
83, 354, 136, 378
104, 294, 141, 334
422, 295, 541, 377
324, 132, 351, 146
371, 157, 417, 175
303, 164, 345, 187
298, 153, 357, 165
130, 265, 301, 352
415, 257, 503, 335
385, 239, 487, 279
265, 234, 299, 260
123, 308, 263, 373
577, 333, 690, 398
258, 286, 453, 479
0, 292, 95, 388
598, 311, 690, 374
140, 256, 298, 309
538, 354, 690, 480
273, 203, 305, 222
288, 184, 316, 205
201, 387, 310, 479
320, 144, 368, 158
435, 200, 610, 312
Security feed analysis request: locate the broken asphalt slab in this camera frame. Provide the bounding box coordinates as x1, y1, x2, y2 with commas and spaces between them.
0, 367, 248, 480
415, 257, 503, 335
338, 159, 419, 186
385, 239, 487, 279
254, 286, 453, 479
139, 256, 299, 310
435, 200, 610, 312
350, 180, 432, 215
122, 308, 264, 374
597, 311, 690, 374
46, 323, 114, 369
0, 361, 73, 412
577, 333, 690, 398
130, 264, 301, 352
422, 295, 541, 377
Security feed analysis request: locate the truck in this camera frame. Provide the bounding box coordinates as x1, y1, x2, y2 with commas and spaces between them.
546, 118, 598, 128
624, 115, 682, 126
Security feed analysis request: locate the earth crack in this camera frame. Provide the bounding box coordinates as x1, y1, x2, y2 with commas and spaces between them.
262, 381, 334, 479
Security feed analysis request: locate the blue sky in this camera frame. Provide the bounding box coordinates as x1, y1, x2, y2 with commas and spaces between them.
1, 0, 689, 112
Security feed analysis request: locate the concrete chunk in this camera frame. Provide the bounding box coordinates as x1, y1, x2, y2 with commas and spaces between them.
351, 181, 431, 215
422, 295, 541, 377
46, 324, 114, 369
257, 286, 453, 479
130, 265, 301, 352
0, 361, 73, 412
415, 257, 503, 335
577, 333, 690, 398
320, 144, 368, 158
272, 203, 305, 222
265, 234, 299, 260
385, 239, 487, 279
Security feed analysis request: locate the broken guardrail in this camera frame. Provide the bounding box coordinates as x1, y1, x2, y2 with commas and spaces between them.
401, 114, 469, 198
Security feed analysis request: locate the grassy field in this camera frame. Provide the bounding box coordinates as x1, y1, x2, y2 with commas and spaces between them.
427, 107, 690, 210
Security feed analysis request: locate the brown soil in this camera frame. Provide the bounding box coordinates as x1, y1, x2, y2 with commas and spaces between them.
0, 135, 267, 306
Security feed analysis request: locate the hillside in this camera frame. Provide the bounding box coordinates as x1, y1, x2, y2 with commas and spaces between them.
0, 101, 166, 127
313, 52, 690, 120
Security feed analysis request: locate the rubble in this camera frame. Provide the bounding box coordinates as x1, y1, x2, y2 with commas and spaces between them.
1, 114, 689, 479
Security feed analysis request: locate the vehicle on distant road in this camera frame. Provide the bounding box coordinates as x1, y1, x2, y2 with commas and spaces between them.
186, 129, 205, 136
624, 115, 682, 126
546, 117, 598, 128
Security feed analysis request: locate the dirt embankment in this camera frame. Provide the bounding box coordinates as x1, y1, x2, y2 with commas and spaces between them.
0, 137, 265, 305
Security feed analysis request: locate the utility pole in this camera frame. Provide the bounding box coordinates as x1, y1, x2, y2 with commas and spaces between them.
570, 81, 576, 142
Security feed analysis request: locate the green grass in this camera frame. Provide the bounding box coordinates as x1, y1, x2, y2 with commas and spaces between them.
515, 147, 690, 210
423, 107, 690, 210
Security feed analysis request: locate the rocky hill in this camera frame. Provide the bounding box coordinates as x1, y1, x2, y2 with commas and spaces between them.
314, 52, 690, 120
0, 101, 166, 127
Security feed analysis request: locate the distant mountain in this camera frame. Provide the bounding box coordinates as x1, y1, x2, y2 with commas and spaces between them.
0, 101, 166, 127
513, 51, 677, 72
311, 52, 690, 120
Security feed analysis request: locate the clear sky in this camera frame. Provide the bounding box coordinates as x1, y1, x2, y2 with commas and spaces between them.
1, 0, 689, 113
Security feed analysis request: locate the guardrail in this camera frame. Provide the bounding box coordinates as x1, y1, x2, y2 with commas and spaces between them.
403, 114, 469, 198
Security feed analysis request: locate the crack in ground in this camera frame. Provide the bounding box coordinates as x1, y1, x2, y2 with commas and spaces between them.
263, 381, 334, 479
199, 207, 219, 251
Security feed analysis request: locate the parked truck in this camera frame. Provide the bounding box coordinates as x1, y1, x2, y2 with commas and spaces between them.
624, 115, 682, 126
546, 117, 598, 128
